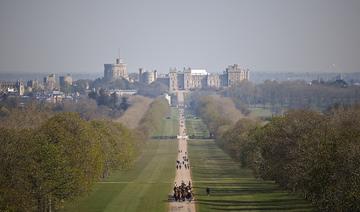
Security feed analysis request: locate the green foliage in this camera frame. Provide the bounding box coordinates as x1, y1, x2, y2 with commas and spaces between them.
191, 90, 360, 211
217, 118, 259, 168
62, 140, 177, 212
189, 140, 314, 212
0, 113, 142, 212
138, 97, 170, 137
39, 113, 104, 195
90, 120, 142, 178
219, 107, 360, 211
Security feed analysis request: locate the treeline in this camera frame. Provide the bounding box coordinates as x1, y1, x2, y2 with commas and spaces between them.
0, 101, 54, 129
222, 80, 360, 113
0, 113, 142, 212
191, 94, 360, 211
136, 81, 169, 98
188, 94, 243, 137
88, 88, 130, 118
138, 97, 170, 137
0, 97, 127, 127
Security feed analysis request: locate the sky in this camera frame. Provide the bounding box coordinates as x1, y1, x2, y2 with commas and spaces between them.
0, 0, 359, 74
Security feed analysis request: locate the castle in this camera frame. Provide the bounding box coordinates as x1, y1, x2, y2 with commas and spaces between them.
168, 64, 250, 92
102, 56, 250, 92
138, 68, 157, 84
104, 57, 128, 81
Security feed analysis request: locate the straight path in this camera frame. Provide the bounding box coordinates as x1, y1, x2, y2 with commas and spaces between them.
169, 91, 196, 212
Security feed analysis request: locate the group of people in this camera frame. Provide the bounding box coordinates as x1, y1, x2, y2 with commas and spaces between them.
173, 181, 193, 202
176, 154, 190, 170
172, 107, 194, 202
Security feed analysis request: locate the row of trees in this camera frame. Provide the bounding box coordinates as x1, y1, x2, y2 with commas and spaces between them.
0, 101, 54, 129
191, 94, 360, 211
0, 98, 121, 129
138, 97, 170, 137
0, 113, 142, 212
188, 94, 243, 137
222, 80, 360, 113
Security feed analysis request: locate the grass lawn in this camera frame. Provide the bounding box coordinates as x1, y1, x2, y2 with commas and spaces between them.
61, 140, 177, 212
186, 117, 210, 138
189, 140, 315, 212
152, 107, 179, 137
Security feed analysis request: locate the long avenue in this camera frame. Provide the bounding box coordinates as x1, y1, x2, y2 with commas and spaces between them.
169, 91, 196, 212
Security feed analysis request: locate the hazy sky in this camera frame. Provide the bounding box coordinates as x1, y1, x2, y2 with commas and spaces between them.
0, 0, 360, 74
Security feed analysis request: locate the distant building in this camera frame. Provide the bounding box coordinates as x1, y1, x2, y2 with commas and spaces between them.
59, 74, 73, 93
106, 89, 137, 96
59, 74, 72, 87
169, 68, 179, 92
27, 80, 42, 90
128, 73, 138, 83
169, 68, 209, 92
225, 64, 250, 87
138, 68, 157, 84
186, 68, 208, 89
167, 64, 249, 92
0, 80, 24, 96
207, 73, 221, 88
104, 57, 128, 81
164, 93, 171, 105
47, 90, 65, 103
43, 74, 57, 91
155, 74, 170, 87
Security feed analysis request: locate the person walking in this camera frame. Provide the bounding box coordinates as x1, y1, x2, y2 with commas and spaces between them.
206, 187, 210, 196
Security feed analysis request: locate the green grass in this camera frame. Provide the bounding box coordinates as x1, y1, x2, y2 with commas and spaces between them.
152, 107, 179, 137
189, 140, 315, 212
61, 140, 177, 212
186, 117, 210, 138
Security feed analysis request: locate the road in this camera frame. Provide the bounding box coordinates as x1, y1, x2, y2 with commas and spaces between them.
169, 91, 196, 212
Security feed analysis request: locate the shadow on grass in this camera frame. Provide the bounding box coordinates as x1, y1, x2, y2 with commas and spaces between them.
189, 140, 315, 211
197, 198, 313, 210
194, 191, 313, 211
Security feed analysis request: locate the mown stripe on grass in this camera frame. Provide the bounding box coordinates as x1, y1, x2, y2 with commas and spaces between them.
189, 140, 314, 212
62, 141, 177, 212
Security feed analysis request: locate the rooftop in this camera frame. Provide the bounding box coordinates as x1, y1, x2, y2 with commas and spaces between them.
190, 69, 208, 75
